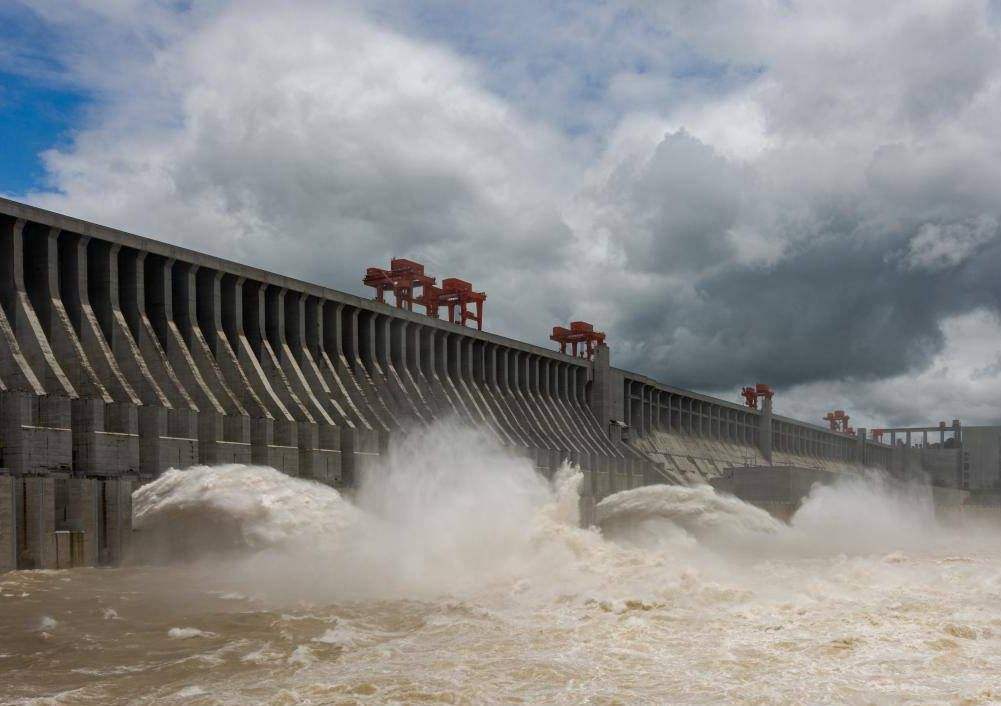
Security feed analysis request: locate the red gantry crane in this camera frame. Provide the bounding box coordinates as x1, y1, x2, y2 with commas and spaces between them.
363, 258, 435, 311
440, 278, 487, 330
824, 409, 855, 435
740, 383, 774, 410
550, 321, 606, 359
365, 259, 487, 330
414, 278, 486, 330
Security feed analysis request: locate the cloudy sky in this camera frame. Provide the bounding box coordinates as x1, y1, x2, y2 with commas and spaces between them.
2, 0, 1001, 429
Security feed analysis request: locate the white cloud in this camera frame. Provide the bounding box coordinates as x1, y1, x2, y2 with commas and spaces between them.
906, 217, 999, 271
19, 0, 576, 339
7, 0, 1001, 427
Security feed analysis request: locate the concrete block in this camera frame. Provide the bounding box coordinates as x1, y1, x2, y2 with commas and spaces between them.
0, 474, 16, 572
16, 425, 73, 476
343, 428, 381, 483
102, 477, 134, 565
55, 530, 71, 569
215, 440, 252, 465
106, 401, 139, 434
139, 405, 197, 477
250, 417, 299, 474
78, 432, 141, 477
24, 476, 57, 569
66, 477, 99, 566
1, 391, 72, 475
308, 449, 342, 485
223, 413, 251, 443
196, 411, 251, 465
265, 445, 299, 475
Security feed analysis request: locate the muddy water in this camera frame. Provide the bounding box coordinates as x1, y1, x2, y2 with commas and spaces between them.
2, 427, 1000, 704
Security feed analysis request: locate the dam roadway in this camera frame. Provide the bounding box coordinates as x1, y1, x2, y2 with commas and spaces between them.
0, 197, 902, 570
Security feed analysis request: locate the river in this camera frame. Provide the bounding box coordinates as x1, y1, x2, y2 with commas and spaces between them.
2, 426, 1000, 704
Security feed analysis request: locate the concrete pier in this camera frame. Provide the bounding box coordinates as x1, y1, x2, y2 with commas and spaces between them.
0, 196, 913, 570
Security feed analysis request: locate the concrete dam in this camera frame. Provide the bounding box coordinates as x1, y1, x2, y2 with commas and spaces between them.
0, 197, 932, 570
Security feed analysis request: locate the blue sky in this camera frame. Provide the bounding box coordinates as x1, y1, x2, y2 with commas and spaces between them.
3, 1, 1001, 428
0, 1, 89, 194
0, 70, 87, 193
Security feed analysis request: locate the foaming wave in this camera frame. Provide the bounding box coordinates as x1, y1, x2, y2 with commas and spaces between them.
131, 423, 612, 603
598, 471, 986, 560
596, 483, 782, 550
788, 472, 943, 554
133, 463, 361, 557
132, 425, 995, 608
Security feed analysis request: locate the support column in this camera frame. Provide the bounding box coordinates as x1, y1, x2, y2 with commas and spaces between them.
589, 343, 612, 439
66, 477, 100, 566
24, 226, 111, 402
319, 300, 388, 434
271, 287, 341, 483
229, 276, 298, 472
102, 477, 134, 565
1, 219, 76, 397
0, 474, 16, 572
60, 233, 140, 407
24, 476, 57, 569
758, 395, 773, 465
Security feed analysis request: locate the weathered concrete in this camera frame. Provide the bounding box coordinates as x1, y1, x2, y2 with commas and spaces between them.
0, 474, 16, 572
65, 477, 100, 566
23, 476, 57, 569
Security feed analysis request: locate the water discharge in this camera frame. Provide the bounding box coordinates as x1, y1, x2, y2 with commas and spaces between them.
2, 423, 1001, 704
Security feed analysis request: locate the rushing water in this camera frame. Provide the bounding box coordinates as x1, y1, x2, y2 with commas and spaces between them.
2, 425, 1001, 705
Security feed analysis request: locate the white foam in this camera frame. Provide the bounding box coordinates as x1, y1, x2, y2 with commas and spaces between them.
133, 463, 361, 552
168, 627, 216, 639
175, 685, 206, 698
287, 644, 315, 666
597, 483, 783, 541
130, 422, 994, 612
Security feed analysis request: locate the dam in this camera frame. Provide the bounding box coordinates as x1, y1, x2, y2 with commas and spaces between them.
0, 196, 966, 570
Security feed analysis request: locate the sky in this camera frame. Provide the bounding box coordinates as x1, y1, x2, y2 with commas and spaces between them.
2, 0, 1001, 429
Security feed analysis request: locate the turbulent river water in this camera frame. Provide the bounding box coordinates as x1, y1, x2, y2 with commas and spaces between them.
2, 426, 1001, 705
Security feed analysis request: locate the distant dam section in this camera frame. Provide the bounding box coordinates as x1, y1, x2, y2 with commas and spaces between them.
0, 197, 940, 570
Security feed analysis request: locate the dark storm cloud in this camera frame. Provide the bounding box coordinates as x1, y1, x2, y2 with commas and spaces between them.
613, 227, 1001, 390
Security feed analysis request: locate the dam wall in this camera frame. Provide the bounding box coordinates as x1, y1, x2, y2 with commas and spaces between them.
0, 198, 659, 568
0, 197, 901, 569
606, 369, 894, 485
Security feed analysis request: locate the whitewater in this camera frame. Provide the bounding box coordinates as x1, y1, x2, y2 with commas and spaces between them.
2, 424, 1000, 704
